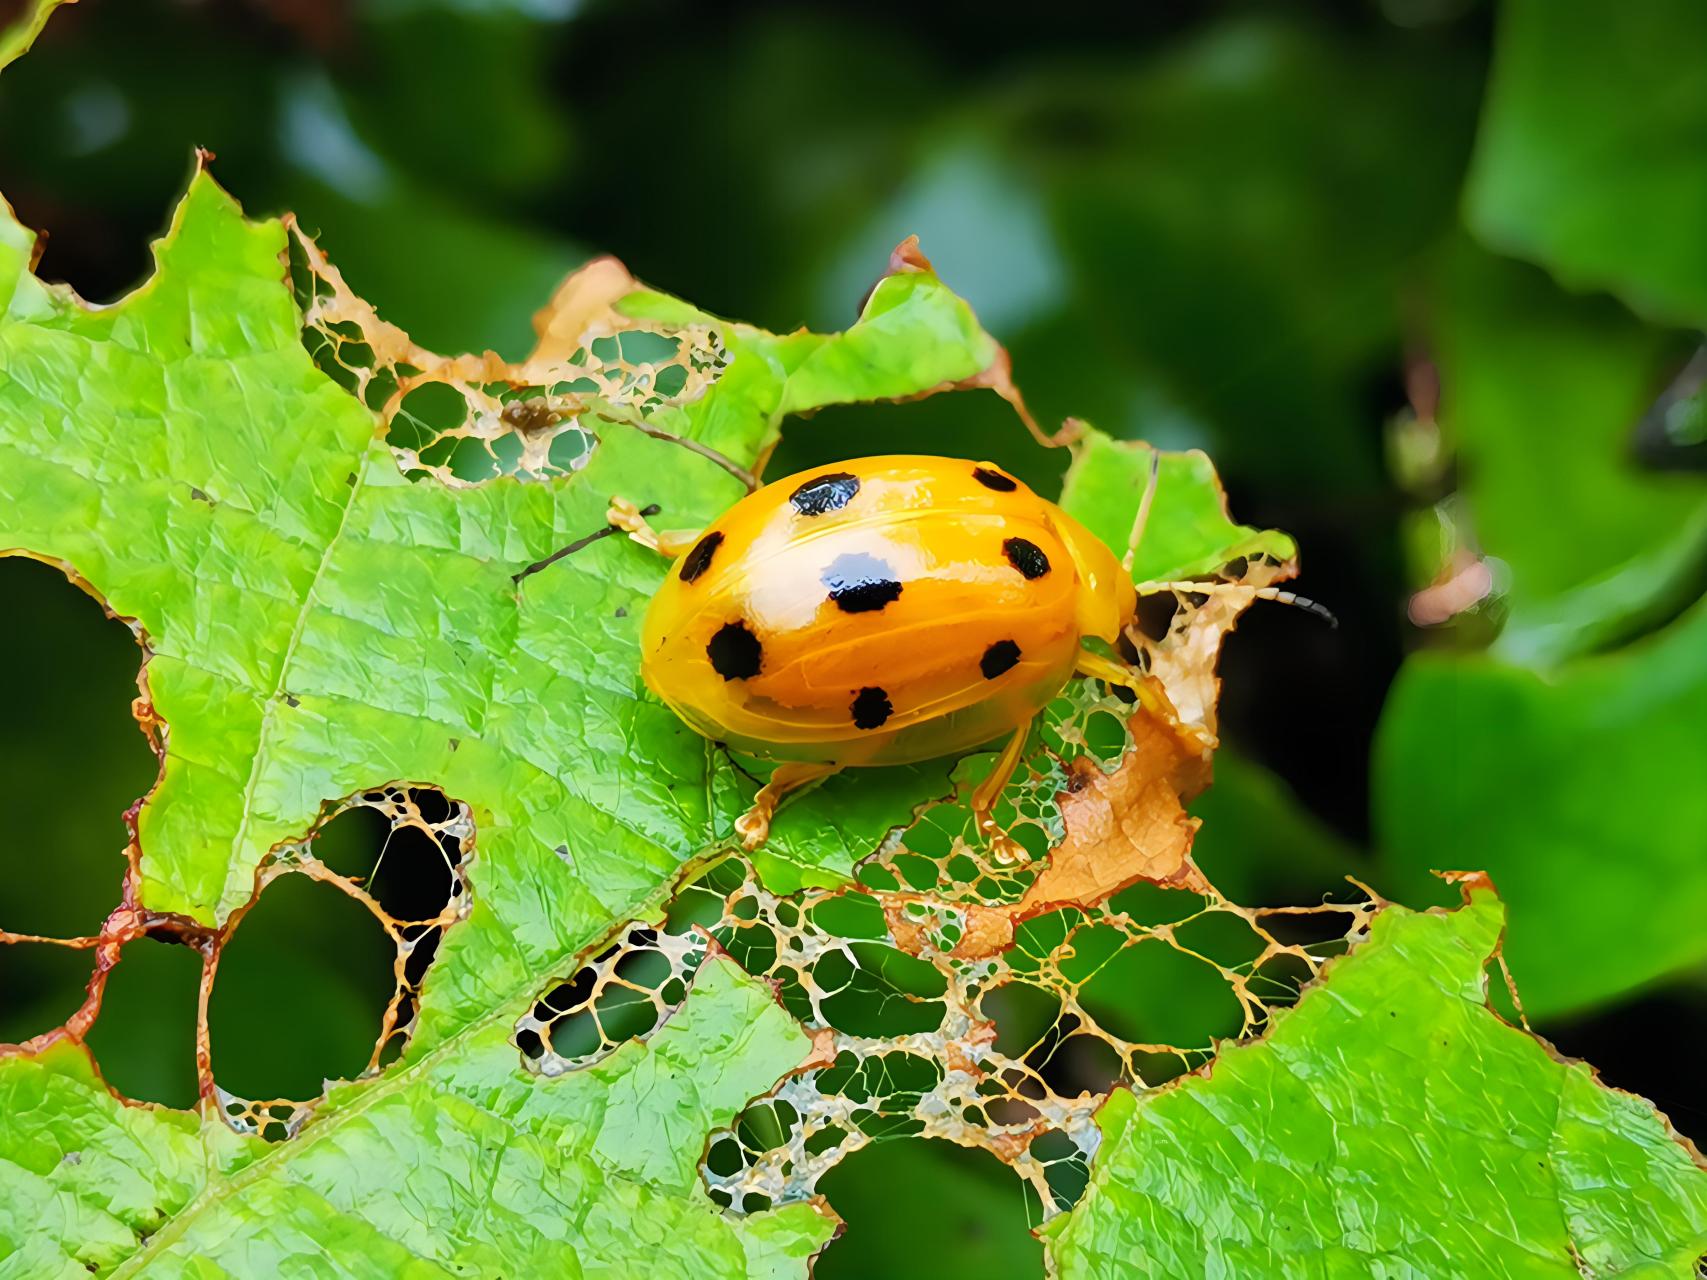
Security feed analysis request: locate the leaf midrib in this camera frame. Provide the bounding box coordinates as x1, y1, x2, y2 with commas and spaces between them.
214, 444, 373, 921
108, 845, 736, 1277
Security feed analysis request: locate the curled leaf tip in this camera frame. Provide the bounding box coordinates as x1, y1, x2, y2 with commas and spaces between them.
1437, 867, 1501, 899
886, 234, 936, 276
530, 254, 641, 361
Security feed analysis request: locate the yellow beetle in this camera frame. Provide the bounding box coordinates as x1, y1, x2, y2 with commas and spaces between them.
607, 455, 1303, 856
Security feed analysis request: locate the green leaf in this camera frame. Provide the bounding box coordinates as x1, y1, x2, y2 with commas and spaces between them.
1059, 430, 1296, 582
0, 169, 1000, 931
0, 148, 1361, 1270
1467, 0, 1707, 327
1376, 598, 1707, 1018
0, 167, 1020, 1273
1378, 245, 1707, 1019
1427, 243, 1707, 663
1044, 888, 1707, 1277
3, 18, 1699, 1269
0, 1042, 207, 1276
1, 146, 1316, 1272
0, 957, 831, 1278
0, 0, 65, 70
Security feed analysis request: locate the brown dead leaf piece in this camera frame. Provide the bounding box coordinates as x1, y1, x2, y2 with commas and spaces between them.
875, 707, 1211, 962
882, 899, 1015, 961
886, 235, 936, 276
529, 255, 641, 363
952, 905, 1017, 959
1020, 712, 1209, 913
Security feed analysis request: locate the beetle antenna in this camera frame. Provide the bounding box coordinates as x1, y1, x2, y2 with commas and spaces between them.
1133, 580, 1338, 627
513, 503, 661, 583
1121, 448, 1162, 574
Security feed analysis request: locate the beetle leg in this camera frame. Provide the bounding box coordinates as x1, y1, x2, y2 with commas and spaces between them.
970, 716, 1033, 865
606, 496, 703, 558
1074, 647, 1177, 721
734, 761, 841, 850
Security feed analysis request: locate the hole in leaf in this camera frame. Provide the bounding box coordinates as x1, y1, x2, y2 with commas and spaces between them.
1129, 1047, 1193, 1088
0, 942, 94, 1046
807, 892, 889, 939
818, 942, 948, 1037
208, 873, 394, 1102
980, 980, 1062, 1058
314, 800, 455, 924
1106, 882, 1208, 926
0, 557, 154, 941
1132, 591, 1182, 642
84, 934, 201, 1108
1258, 907, 1364, 951
813, 1139, 1045, 1280
1046, 1032, 1126, 1096
1249, 950, 1316, 1010
522, 916, 710, 1073
1078, 940, 1245, 1048
1172, 910, 1267, 967
1032, 1126, 1092, 1208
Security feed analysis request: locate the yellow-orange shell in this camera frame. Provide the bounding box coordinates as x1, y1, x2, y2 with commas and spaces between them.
640, 456, 1134, 766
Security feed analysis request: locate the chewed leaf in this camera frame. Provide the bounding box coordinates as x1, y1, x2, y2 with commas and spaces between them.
1061, 428, 1304, 737
3, 19, 1702, 1267
1043, 886, 1707, 1276
1060, 429, 1297, 584
0, 958, 831, 1276
0, 166, 1018, 932
0, 163, 1028, 1275
0, 148, 1347, 1268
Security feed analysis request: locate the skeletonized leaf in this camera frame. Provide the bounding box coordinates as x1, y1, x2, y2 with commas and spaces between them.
1044, 886, 1707, 1277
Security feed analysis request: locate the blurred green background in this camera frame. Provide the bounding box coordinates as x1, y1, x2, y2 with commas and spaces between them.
2, 0, 1704, 1274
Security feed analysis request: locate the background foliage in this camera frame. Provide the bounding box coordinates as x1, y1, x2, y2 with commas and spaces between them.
2, 0, 1705, 1273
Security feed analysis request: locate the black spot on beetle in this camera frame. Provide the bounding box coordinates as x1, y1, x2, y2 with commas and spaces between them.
851, 686, 893, 730
1004, 537, 1051, 579
707, 621, 762, 680
972, 465, 1017, 492
980, 639, 1021, 679
790, 472, 860, 517
679, 531, 724, 583
822, 552, 903, 613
